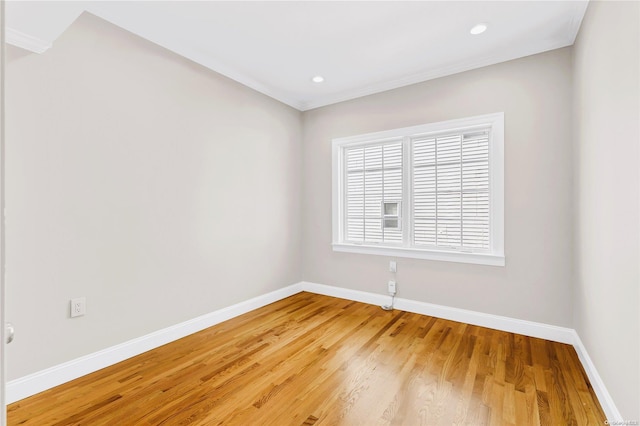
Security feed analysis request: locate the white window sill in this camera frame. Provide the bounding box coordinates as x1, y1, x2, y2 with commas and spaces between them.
332, 243, 505, 266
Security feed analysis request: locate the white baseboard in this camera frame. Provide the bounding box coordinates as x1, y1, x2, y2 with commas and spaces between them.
300, 281, 620, 421
300, 281, 574, 343
301, 281, 390, 307
8, 280, 621, 422
571, 331, 623, 422
396, 294, 575, 344
6, 283, 303, 404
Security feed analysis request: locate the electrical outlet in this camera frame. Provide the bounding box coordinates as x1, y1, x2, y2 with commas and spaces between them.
389, 261, 397, 273
70, 297, 86, 318
388, 280, 397, 294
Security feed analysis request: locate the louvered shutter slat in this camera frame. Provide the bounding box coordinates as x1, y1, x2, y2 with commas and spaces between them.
413, 129, 491, 251
344, 125, 491, 252
344, 141, 403, 244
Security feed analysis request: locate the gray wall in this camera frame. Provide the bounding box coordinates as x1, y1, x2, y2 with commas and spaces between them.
5, 13, 303, 380
6, 4, 639, 418
573, 1, 640, 420
302, 48, 574, 327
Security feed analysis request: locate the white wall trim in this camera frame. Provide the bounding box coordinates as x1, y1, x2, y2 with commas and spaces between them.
5, 28, 52, 54
6, 283, 303, 404
7, 280, 621, 422
396, 294, 574, 343
302, 282, 390, 307
299, 39, 574, 111
300, 281, 621, 421
570, 331, 623, 422
300, 281, 573, 343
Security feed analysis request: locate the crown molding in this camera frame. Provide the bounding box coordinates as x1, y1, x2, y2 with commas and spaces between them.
5, 27, 52, 54
299, 38, 573, 111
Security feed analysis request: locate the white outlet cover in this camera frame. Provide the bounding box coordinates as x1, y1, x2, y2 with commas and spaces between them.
70, 297, 86, 317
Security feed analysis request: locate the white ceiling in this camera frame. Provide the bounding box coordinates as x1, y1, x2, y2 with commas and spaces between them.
6, 1, 589, 111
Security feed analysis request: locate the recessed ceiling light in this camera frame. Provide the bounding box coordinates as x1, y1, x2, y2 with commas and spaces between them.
312, 75, 325, 83
470, 23, 488, 35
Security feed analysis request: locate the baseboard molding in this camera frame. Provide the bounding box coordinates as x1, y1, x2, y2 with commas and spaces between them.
300, 281, 574, 343
571, 331, 623, 422
7, 280, 621, 421
301, 281, 389, 307
299, 281, 621, 420
6, 283, 303, 404
396, 295, 575, 344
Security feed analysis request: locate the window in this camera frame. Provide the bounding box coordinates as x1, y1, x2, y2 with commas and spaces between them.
383, 202, 401, 230
332, 113, 504, 266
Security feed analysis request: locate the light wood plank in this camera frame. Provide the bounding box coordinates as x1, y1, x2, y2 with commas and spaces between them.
8, 292, 606, 425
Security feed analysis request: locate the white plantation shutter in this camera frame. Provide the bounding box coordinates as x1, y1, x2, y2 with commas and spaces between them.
412, 129, 490, 251
333, 112, 503, 265
345, 142, 403, 244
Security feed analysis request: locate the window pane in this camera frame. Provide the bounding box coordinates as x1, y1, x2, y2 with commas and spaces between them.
346, 147, 364, 170
437, 192, 461, 219
463, 132, 489, 162
462, 192, 489, 249
344, 142, 403, 245
365, 218, 383, 242
334, 113, 503, 263
383, 224, 403, 243
437, 219, 461, 247
384, 218, 398, 228
383, 168, 402, 199
437, 163, 461, 192
412, 129, 490, 251
413, 138, 435, 166
436, 135, 461, 164
384, 202, 398, 216
383, 143, 403, 168
364, 170, 382, 218
414, 218, 436, 246
364, 145, 382, 170
462, 161, 489, 191
414, 193, 436, 218
347, 217, 364, 242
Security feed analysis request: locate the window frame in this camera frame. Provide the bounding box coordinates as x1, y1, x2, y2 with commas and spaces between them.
332, 112, 505, 266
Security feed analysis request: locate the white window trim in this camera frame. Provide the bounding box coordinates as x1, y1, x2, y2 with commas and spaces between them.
331, 112, 505, 267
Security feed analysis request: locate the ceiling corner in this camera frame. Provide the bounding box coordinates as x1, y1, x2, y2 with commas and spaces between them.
5, 27, 52, 54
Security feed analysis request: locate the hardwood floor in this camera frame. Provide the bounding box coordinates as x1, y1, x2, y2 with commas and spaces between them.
8, 292, 606, 425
